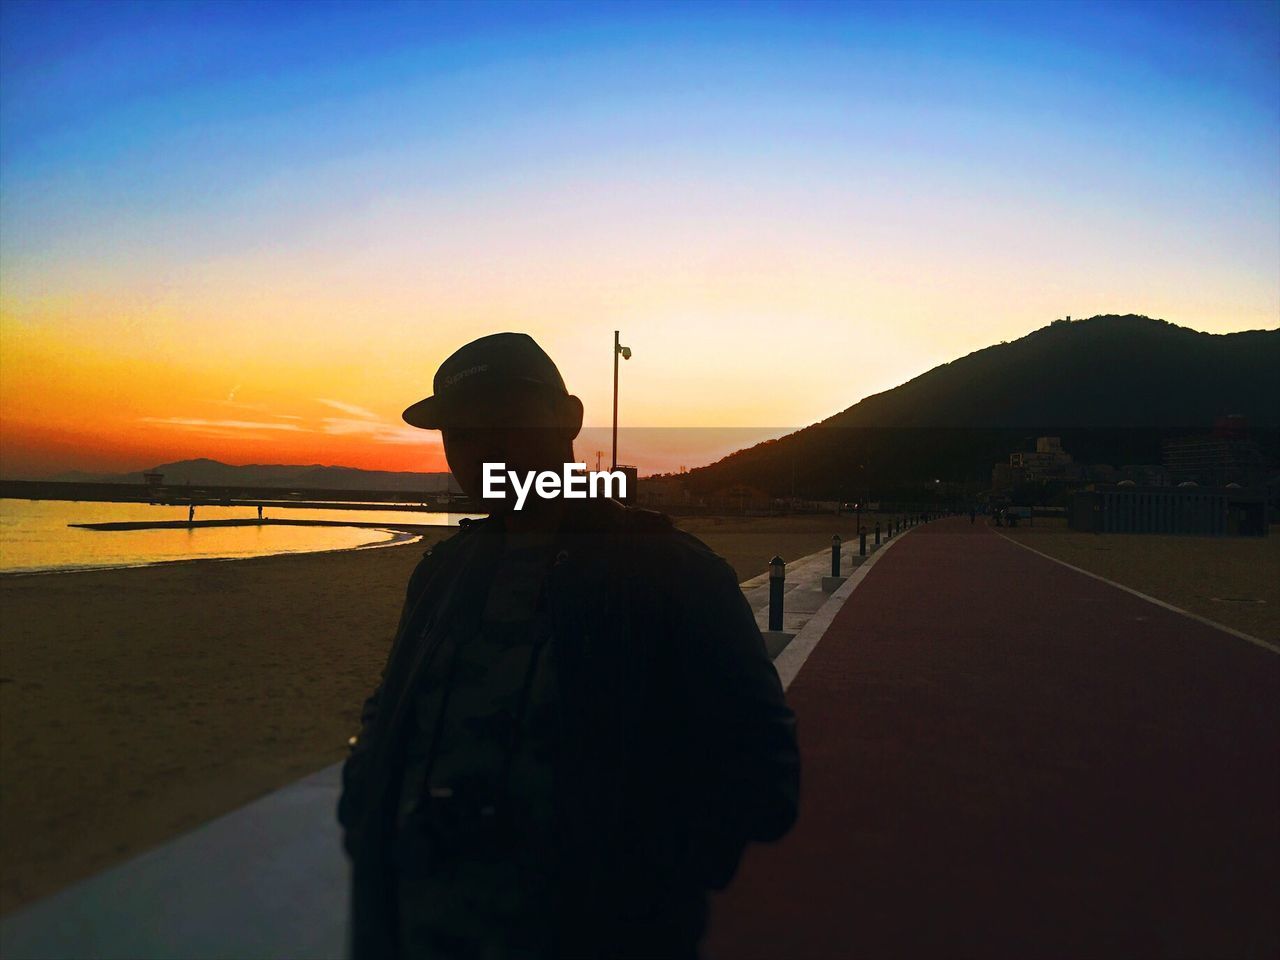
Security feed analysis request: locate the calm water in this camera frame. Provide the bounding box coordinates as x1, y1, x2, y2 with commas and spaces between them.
0, 499, 478, 575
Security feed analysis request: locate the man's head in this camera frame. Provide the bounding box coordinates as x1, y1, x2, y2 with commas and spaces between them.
402, 333, 583, 510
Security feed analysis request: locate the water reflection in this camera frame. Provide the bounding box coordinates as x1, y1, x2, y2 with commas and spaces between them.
0, 499, 480, 575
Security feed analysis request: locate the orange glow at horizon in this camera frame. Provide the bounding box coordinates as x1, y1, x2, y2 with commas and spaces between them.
3, 285, 1277, 481
1, 304, 802, 479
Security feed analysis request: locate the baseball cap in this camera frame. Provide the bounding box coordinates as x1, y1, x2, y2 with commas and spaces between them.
401, 332, 569, 430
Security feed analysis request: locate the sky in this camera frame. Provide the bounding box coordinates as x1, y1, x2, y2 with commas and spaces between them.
1, 0, 1277, 479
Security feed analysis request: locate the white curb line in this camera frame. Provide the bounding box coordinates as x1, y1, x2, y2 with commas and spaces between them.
773, 525, 913, 690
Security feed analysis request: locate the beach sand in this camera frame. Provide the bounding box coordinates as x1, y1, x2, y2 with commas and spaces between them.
0, 511, 883, 914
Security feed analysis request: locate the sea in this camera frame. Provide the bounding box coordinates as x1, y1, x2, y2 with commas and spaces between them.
0, 499, 478, 575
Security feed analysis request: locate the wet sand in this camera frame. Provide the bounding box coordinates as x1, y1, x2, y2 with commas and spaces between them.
0, 512, 883, 914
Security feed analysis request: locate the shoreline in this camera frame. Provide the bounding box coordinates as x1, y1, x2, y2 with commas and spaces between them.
0, 513, 888, 914
0, 527, 432, 578
0, 519, 459, 579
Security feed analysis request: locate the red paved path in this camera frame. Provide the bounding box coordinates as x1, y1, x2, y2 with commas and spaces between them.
708, 516, 1279, 959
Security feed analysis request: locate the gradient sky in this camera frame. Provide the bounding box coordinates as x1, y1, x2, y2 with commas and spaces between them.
2, 0, 1277, 478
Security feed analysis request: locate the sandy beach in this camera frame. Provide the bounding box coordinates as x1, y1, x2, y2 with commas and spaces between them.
0, 511, 887, 914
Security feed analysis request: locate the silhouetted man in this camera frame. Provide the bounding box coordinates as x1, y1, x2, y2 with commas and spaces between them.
337, 333, 800, 960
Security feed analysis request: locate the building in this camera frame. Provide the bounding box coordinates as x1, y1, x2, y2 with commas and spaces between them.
709, 484, 771, 514
635, 476, 690, 508
1163, 415, 1268, 487
1069, 484, 1267, 537
993, 436, 1084, 491
616, 464, 639, 505
1011, 436, 1077, 478
1115, 464, 1171, 487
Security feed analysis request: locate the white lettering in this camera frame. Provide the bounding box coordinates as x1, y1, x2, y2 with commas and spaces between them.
590, 469, 627, 499
483, 462, 506, 501
535, 471, 560, 499
563, 463, 587, 499
508, 469, 535, 512
482, 463, 629, 509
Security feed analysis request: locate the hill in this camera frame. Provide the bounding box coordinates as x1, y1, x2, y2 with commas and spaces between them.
46, 458, 458, 493
685, 315, 1280, 499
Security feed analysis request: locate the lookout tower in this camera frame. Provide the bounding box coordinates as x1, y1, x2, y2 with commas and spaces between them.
143, 471, 165, 503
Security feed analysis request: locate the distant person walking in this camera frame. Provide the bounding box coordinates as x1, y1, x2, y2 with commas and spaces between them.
187, 504, 195, 524
257, 504, 263, 521
338, 333, 800, 960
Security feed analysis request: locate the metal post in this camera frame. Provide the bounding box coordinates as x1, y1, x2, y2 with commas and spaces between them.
875, 521, 881, 546
830, 535, 841, 577
769, 556, 785, 632
611, 330, 619, 471
859, 529, 867, 556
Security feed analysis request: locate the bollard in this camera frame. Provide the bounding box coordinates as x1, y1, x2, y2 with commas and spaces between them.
875, 521, 881, 546
769, 555, 785, 632
830, 534, 841, 577
859, 529, 867, 556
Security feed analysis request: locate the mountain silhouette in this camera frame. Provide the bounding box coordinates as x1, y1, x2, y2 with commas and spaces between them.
684, 315, 1279, 499
46, 458, 458, 493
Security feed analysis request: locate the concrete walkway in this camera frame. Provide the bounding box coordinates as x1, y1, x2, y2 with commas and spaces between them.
0, 527, 902, 959
740, 531, 890, 639
707, 516, 1280, 959
0, 764, 349, 960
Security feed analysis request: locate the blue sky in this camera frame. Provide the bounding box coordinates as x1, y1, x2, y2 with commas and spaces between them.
1, 0, 1277, 474
4, 0, 1276, 264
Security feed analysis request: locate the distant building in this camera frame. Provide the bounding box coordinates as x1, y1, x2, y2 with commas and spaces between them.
636, 476, 690, 508
1163, 415, 1267, 487
1069, 484, 1267, 537
616, 465, 639, 505
709, 484, 771, 514
1011, 436, 1076, 478
142, 471, 165, 504
1115, 464, 1171, 487
993, 436, 1085, 490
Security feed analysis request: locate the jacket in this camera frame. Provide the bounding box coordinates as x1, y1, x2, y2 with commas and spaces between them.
337, 498, 801, 959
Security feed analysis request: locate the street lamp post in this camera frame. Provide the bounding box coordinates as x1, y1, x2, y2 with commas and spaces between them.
612, 330, 631, 471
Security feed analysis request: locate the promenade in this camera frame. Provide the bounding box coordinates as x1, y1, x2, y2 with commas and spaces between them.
708, 516, 1280, 959
0, 530, 885, 959
4, 515, 1276, 958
